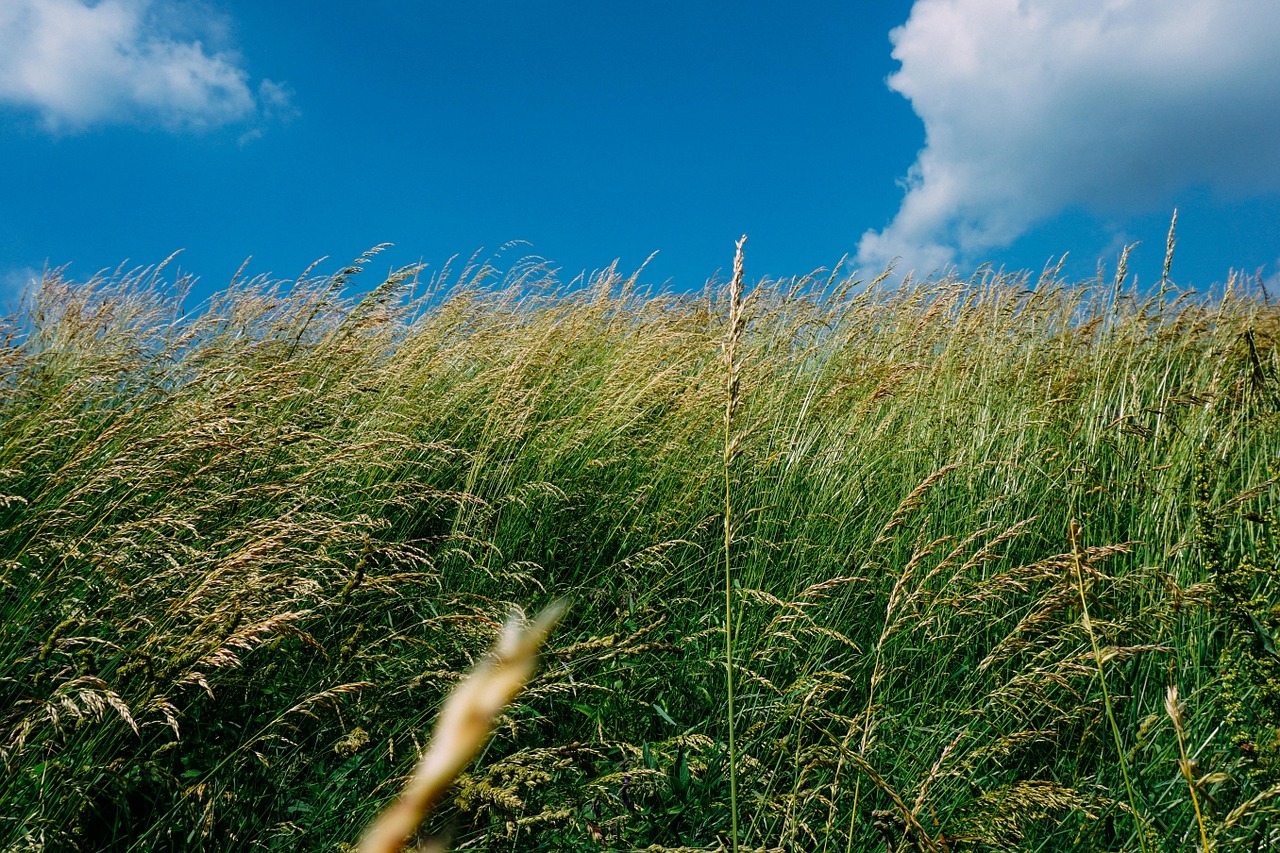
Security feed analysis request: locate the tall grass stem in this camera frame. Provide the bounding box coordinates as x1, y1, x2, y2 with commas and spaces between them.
723, 235, 747, 853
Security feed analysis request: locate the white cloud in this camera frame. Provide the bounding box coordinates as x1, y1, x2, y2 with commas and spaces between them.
859, 0, 1280, 276
0, 0, 291, 132
1, 265, 42, 305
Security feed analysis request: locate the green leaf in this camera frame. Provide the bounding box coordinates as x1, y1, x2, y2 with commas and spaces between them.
1246, 610, 1279, 657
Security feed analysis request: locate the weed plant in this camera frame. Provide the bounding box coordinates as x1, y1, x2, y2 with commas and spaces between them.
1, 246, 1279, 851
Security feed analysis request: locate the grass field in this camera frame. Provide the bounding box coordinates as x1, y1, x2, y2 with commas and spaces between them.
2, 245, 1279, 852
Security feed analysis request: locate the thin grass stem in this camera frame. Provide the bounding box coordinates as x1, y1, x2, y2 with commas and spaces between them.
1166, 684, 1212, 852
1070, 518, 1150, 853
723, 235, 747, 853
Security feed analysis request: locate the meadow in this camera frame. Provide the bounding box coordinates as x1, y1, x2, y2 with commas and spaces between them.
2, 243, 1279, 852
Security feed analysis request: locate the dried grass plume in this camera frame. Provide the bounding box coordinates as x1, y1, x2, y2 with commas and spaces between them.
358, 601, 567, 853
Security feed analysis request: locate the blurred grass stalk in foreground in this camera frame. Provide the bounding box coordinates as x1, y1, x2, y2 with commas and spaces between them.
359, 602, 565, 853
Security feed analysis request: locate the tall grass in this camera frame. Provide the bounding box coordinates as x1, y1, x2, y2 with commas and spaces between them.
722, 235, 749, 853
1, 247, 1279, 851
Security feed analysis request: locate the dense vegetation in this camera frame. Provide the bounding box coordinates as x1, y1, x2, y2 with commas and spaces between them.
2, 246, 1279, 852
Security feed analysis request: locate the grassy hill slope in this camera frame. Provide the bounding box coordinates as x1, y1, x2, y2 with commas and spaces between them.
2, 251, 1279, 851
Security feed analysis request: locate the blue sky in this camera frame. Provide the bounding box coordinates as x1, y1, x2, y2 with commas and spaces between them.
2, 0, 1279, 304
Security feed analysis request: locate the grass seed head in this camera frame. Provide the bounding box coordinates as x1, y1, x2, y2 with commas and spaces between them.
357, 600, 566, 853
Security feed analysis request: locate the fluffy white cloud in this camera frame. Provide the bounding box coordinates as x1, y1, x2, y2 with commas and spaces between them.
858, 0, 1280, 275
0, 0, 289, 132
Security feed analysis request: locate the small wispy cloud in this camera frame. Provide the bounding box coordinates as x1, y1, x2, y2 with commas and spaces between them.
0, 0, 294, 134
859, 0, 1280, 276
238, 79, 297, 146
1, 265, 42, 306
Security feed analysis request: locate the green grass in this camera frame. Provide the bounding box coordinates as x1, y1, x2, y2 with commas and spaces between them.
2, 247, 1279, 851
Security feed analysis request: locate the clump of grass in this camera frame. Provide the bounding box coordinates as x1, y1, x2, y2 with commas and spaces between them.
1, 244, 1279, 851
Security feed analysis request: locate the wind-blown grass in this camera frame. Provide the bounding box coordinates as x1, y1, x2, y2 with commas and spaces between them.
1, 247, 1279, 851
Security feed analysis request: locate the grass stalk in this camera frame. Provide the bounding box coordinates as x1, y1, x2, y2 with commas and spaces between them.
1069, 519, 1150, 853
722, 235, 748, 853
1159, 208, 1178, 312
1166, 684, 1212, 852
358, 602, 564, 853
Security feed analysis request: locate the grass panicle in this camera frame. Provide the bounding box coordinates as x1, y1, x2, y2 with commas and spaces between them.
359, 602, 564, 853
